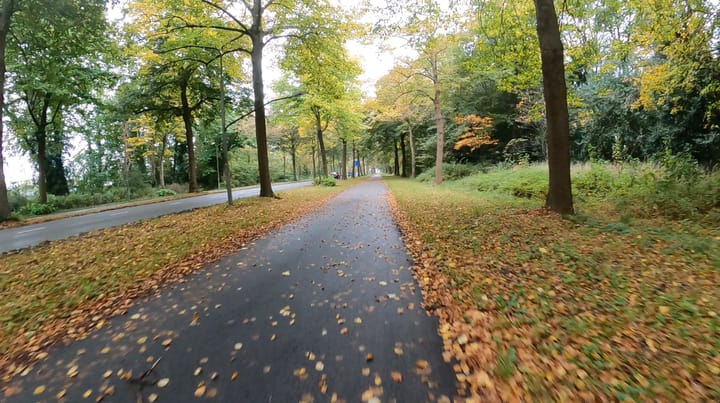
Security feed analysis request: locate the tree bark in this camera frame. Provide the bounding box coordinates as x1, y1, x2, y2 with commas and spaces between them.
291, 142, 297, 181
250, 5, 274, 197
534, 0, 574, 215
0, 0, 14, 220
311, 143, 316, 180
180, 78, 198, 193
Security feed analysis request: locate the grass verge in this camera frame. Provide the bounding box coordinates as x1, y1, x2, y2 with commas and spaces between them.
386, 175, 720, 401
0, 181, 353, 381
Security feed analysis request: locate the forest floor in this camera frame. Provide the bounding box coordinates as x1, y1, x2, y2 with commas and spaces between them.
1, 177, 458, 402
386, 175, 720, 402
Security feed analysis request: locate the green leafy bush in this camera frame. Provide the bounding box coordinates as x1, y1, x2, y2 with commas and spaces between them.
315, 176, 336, 187
416, 163, 484, 182
18, 202, 56, 216
155, 188, 177, 197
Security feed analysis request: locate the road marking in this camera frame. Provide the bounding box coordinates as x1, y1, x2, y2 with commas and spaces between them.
17, 227, 46, 234
169, 201, 182, 206
110, 211, 129, 216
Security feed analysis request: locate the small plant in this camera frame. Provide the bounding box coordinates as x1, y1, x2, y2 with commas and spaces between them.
495, 347, 517, 380
155, 188, 177, 197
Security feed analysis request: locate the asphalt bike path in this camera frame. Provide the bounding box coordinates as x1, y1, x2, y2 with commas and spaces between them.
4, 177, 456, 402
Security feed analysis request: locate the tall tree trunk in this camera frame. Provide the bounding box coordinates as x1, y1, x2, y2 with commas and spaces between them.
0, 0, 12, 220
400, 132, 407, 177
341, 139, 347, 179
291, 143, 297, 181
311, 143, 317, 180
250, 22, 274, 197
35, 95, 50, 204
180, 80, 198, 193
534, 0, 574, 215
313, 107, 328, 177
358, 151, 364, 176
159, 134, 166, 188
432, 58, 445, 185
407, 120, 416, 179
393, 139, 400, 176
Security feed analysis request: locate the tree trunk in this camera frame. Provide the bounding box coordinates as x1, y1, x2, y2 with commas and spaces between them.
291, 143, 297, 181
393, 139, 400, 176
341, 139, 347, 179
400, 132, 407, 177
159, 134, 166, 188
313, 107, 328, 177
180, 79, 198, 193
432, 58, 444, 185
35, 95, 50, 204
250, 18, 274, 197
311, 144, 317, 180
534, 0, 574, 215
407, 120, 416, 178
0, 0, 14, 220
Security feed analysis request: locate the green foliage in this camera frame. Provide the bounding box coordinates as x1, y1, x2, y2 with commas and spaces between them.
155, 188, 177, 197
416, 163, 484, 182
315, 177, 337, 187
18, 202, 56, 216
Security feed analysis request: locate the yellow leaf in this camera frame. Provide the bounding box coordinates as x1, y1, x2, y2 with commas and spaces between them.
33, 385, 46, 395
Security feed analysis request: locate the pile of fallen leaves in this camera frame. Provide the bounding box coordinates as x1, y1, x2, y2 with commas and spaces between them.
386, 178, 720, 401
0, 185, 346, 382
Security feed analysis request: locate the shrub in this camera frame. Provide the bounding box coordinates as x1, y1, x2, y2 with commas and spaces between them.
155, 188, 177, 197
18, 202, 56, 216
416, 163, 484, 182
315, 176, 336, 187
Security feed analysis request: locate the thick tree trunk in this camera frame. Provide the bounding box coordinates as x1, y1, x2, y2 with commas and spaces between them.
250, 28, 274, 197
407, 120, 416, 178
534, 0, 574, 215
180, 80, 198, 193
351, 143, 357, 177
432, 60, 444, 185
341, 139, 347, 179
0, 0, 13, 220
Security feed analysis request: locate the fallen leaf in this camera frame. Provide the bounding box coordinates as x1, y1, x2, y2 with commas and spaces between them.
148, 393, 158, 402
416, 360, 429, 369
231, 371, 239, 380
83, 389, 92, 399
391, 371, 403, 382
234, 342, 243, 350
365, 353, 374, 362
194, 384, 206, 397
102, 370, 112, 379
194, 367, 202, 376
157, 378, 170, 388
315, 361, 324, 371
393, 347, 404, 355
33, 385, 46, 395
282, 271, 291, 276
161, 338, 172, 347
67, 365, 79, 378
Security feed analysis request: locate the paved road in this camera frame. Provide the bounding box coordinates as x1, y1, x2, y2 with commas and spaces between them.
3, 177, 456, 402
0, 182, 312, 254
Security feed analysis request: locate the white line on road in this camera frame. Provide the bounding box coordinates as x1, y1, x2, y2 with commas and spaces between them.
110, 211, 129, 216
169, 201, 182, 206
17, 227, 46, 234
